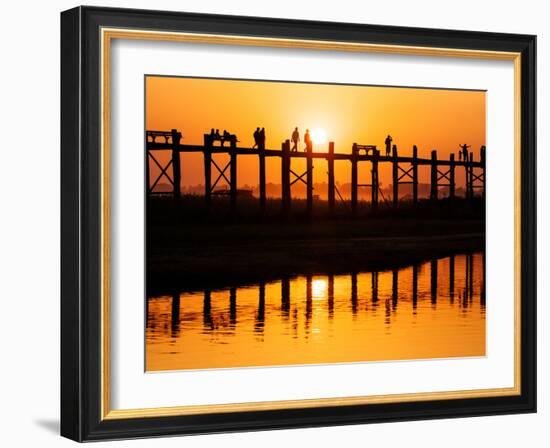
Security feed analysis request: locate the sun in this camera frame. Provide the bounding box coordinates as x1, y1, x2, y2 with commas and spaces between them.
310, 127, 327, 145
311, 278, 328, 300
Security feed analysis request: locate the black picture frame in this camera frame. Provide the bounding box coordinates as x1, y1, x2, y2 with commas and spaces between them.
61, 5, 536, 442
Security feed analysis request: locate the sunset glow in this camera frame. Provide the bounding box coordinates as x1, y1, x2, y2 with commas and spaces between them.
311, 128, 328, 146
146, 76, 485, 190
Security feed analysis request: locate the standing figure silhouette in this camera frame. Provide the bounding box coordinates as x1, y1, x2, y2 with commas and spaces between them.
291, 127, 300, 152
459, 143, 471, 161
252, 127, 260, 149
304, 129, 312, 152
385, 134, 393, 156
259, 128, 266, 150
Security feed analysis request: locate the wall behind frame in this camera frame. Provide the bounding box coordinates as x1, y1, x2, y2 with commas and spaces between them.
0, 0, 545, 447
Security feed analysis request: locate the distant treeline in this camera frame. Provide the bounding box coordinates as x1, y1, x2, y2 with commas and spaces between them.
153, 182, 474, 200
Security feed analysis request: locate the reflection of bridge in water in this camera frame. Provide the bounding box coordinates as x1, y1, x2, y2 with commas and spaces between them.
147, 253, 485, 338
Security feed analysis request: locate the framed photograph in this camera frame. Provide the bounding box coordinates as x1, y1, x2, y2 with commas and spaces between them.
61, 6, 536, 441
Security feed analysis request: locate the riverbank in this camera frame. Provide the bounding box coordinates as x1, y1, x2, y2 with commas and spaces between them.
147, 217, 484, 294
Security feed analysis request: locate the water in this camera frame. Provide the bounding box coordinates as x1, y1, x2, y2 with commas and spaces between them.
146, 253, 485, 371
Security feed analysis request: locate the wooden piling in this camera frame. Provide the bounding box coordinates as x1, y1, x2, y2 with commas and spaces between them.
230, 137, 238, 212
259, 139, 266, 211
392, 145, 399, 208
351, 143, 358, 214
371, 149, 379, 210
171, 129, 181, 198
449, 153, 456, 199
412, 145, 418, 205
430, 150, 438, 201
281, 140, 291, 214
306, 140, 313, 217
468, 152, 474, 200
327, 142, 335, 214
203, 135, 212, 208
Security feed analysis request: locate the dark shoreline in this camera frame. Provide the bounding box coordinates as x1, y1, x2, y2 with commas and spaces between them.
146, 196, 485, 295
147, 232, 484, 295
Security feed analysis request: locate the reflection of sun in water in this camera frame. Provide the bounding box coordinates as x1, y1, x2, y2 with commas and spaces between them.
310, 128, 327, 145
311, 278, 328, 300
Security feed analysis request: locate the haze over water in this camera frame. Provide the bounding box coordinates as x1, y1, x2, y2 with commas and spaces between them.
146, 253, 485, 371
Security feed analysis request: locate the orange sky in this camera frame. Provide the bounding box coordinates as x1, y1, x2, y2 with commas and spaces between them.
145, 76, 486, 189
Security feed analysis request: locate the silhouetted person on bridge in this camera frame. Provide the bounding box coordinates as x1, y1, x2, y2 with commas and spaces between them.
385, 134, 393, 156
459, 143, 470, 162
214, 129, 221, 140
220, 130, 231, 147
259, 128, 266, 149
291, 127, 300, 152
252, 127, 260, 149
304, 129, 312, 152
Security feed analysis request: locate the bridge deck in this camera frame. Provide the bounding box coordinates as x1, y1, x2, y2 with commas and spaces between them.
146, 143, 484, 168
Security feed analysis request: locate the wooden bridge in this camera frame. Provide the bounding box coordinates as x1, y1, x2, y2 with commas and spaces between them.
146, 129, 486, 215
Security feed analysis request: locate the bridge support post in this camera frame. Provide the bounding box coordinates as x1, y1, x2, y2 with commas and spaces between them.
328, 142, 335, 215
412, 145, 418, 205
430, 150, 438, 201
171, 129, 181, 199
230, 138, 238, 212
372, 149, 379, 210
449, 153, 456, 199
259, 140, 266, 212
392, 145, 399, 208
351, 144, 358, 214
468, 152, 474, 201
203, 135, 212, 209
306, 141, 313, 217
281, 140, 291, 214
